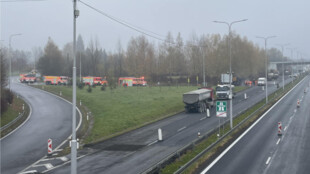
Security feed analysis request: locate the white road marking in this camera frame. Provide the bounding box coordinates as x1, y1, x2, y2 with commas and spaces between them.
59, 156, 68, 162
266, 157, 271, 165
147, 140, 158, 146
33, 163, 54, 170
200, 117, 206, 121
284, 126, 287, 131
276, 138, 281, 145
177, 126, 187, 132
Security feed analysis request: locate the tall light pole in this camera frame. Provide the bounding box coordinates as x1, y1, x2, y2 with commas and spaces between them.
256, 36, 276, 104
71, 1, 79, 173
202, 46, 206, 87
213, 19, 247, 129
276, 43, 289, 90
9, 33, 22, 91
287, 47, 296, 75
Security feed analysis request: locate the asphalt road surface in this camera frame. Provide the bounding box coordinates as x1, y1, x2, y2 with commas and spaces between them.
0, 79, 79, 174
48, 76, 297, 174
200, 76, 310, 174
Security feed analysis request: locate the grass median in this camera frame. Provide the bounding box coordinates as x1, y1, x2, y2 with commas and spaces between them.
35, 85, 198, 144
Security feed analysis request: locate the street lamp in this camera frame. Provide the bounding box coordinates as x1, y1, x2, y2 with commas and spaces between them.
276, 43, 289, 90
71, 1, 79, 173
256, 36, 276, 104
9, 33, 22, 91
213, 19, 247, 129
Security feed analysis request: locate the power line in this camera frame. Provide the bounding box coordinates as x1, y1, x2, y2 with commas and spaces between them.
79, 0, 209, 49
0, 0, 47, 2
79, 0, 168, 43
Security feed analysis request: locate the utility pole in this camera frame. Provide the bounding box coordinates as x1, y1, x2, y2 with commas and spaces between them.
71, 1, 79, 173
276, 43, 289, 90
213, 19, 247, 129
256, 36, 276, 104
9, 33, 22, 91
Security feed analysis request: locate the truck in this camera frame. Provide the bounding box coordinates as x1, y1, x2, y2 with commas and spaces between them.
82, 76, 107, 86
183, 88, 215, 113
216, 84, 234, 100
118, 76, 147, 87
221, 74, 232, 84
20, 73, 36, 83
44, 76, 69, 85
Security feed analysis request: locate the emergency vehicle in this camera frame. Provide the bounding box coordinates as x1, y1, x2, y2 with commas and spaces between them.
82, 76, 107, 86
20, 73, 36, 83
118, 76, 147, 87
44, 76, 69, 85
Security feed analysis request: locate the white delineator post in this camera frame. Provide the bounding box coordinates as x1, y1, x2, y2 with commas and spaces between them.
206, 108, 210, 117
158, 128, 163, 141
278, 122, 282, 136
48, 138, 53, 155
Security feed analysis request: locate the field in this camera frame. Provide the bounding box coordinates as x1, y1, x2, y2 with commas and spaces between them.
38, 85, 198, 143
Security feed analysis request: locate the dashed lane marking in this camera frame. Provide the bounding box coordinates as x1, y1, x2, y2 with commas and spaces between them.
33, 163, 53, 170
200, 117, 206, 121
266, 157, 271, 165
284, 126, 287, 131
177, 126, 187, 132
147, 140, 158, 146
276, 139, 281, 145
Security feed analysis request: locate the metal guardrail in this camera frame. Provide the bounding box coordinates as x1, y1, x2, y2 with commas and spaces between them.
0, 111, 25, 132
142, 75, 306, 174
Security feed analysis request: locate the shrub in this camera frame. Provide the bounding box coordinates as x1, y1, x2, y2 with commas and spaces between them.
87, 85, 92, 93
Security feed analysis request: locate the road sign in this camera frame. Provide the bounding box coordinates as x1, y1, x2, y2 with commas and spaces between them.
216, 101, 227, 117
48, 138, 52, 155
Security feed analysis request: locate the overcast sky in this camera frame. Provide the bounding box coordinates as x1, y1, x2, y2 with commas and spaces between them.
1, 0, 310, 60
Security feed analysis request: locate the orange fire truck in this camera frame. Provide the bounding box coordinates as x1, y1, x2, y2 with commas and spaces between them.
118, 76, 147, 87
82, 76, 107, 86
20, 73, 37, 83
44, 76, 69, 85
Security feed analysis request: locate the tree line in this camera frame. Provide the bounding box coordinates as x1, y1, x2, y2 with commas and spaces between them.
1, 32, 288, 88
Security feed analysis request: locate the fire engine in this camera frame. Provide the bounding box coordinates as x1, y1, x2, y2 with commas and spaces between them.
82, 76, 107, 86
20, 73, 36, 83
44, 76, 69, 85
118, 76, 147, 87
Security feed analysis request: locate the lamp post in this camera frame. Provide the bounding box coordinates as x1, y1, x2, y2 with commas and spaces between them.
9, 33, 22, 91
276, 43, 289, 90
287, 47, 296, 75
71, 1, 79, 173
213, 19, 247, 129
256, 36, 276, 104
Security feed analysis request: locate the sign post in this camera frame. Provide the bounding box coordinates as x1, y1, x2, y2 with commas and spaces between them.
216, 101, 227, 136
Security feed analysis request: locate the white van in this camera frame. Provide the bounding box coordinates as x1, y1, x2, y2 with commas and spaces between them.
257, 77, 266, 86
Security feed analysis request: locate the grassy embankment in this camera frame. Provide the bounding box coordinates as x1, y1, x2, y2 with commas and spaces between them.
161, 77, 302, 174
36, 85, 199, 144
1, 95, 29, 137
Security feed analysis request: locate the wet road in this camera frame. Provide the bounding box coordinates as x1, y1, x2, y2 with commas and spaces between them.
0, 79, 78, 174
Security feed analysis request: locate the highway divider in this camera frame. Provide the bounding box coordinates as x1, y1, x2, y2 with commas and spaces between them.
143, 74, 308, 174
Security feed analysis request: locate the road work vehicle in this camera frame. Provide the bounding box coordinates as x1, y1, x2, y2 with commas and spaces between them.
183, 88, 215, 113
216, 85, 234, 100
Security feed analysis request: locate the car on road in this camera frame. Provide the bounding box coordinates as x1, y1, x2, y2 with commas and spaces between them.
257, 77, 266, 86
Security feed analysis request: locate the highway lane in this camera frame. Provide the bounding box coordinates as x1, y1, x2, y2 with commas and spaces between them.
48, 77, 296, 173
0, 80, 78, 174
200, 76, 310, 174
